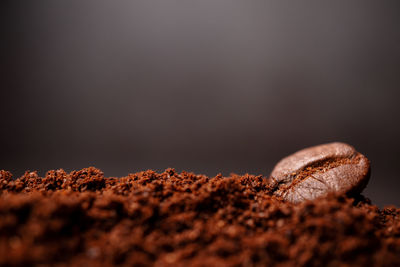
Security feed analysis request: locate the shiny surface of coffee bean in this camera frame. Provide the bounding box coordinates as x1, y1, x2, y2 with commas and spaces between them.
269, 142, 370, 203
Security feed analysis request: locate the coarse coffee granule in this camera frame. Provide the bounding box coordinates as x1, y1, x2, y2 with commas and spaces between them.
0, 167, 399, 266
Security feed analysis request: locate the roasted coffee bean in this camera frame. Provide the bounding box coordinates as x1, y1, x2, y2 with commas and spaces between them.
269, 142, 370, 203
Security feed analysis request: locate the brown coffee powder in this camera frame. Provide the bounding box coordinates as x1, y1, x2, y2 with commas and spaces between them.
0, 167, 399, 266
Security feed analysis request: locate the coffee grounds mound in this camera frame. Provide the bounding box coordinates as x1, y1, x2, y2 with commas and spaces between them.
0, 167, 399, 266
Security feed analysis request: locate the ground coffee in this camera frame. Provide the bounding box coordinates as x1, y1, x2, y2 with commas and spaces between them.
0, 167, 399, 266
269, 143, 370, 203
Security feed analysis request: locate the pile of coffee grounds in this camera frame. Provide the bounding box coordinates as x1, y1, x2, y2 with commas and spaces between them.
0, 167, 399, 266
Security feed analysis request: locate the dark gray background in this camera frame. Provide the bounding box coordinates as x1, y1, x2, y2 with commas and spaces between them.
2, 1, 400, 207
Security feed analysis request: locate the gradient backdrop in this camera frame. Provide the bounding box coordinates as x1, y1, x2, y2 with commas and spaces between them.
2, 1, 400, 207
